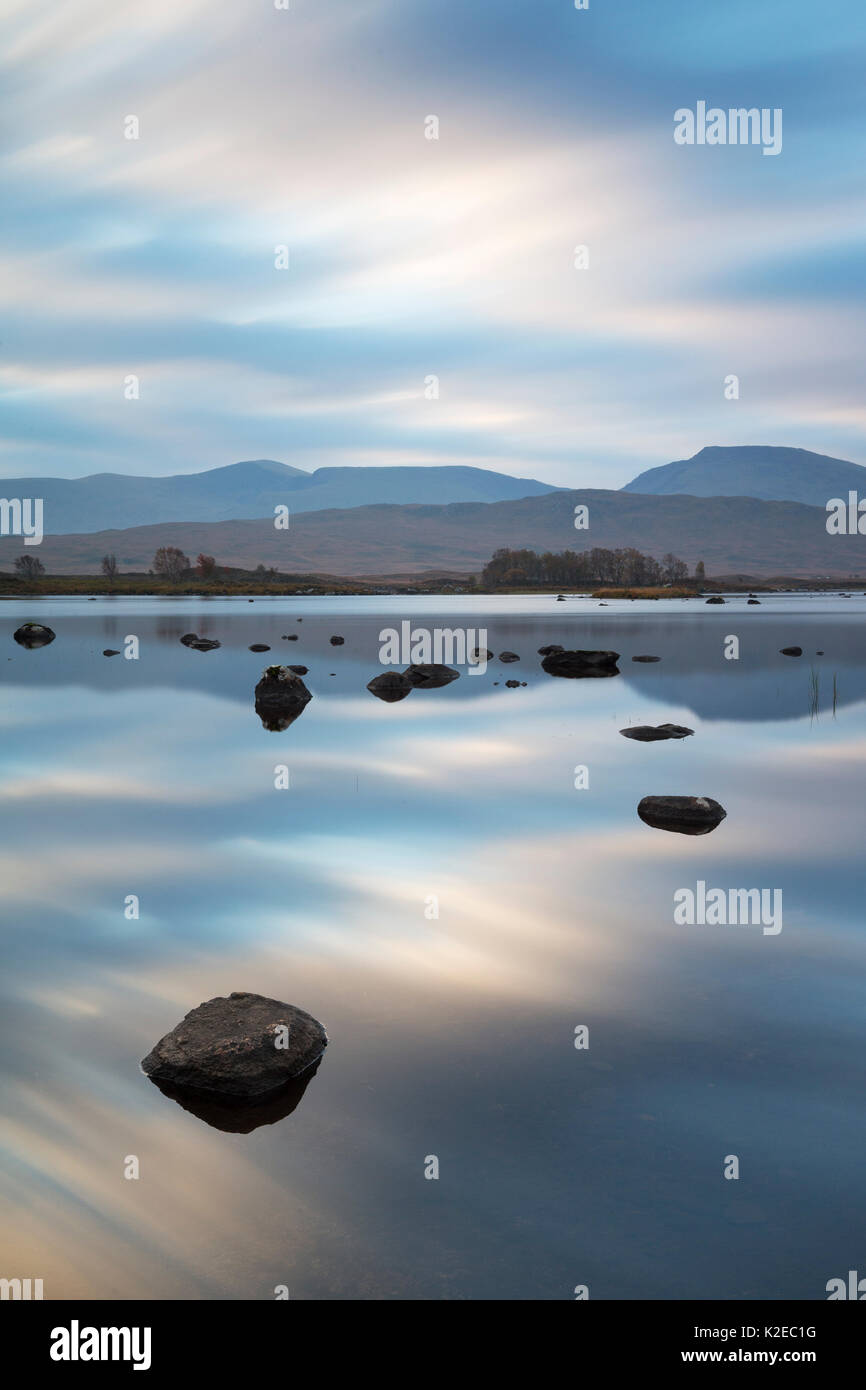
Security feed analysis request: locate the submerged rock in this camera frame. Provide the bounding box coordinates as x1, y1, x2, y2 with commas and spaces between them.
637, 795, 726, 835
541, 649, 620, 679
621, 724, 694, 742
249, 643, 271, 652
780, 646, 803, 657
367, 671, 413, 702
254, 664, 312, 730
281, 634, 299, 640
13, 622, 55, 649
329, 635, 344, 646
180, 632, 221, 651
403, 663, 460, 688
499, 651, 520, 663
632, 655, 661, 663
141, 991, 328, 1114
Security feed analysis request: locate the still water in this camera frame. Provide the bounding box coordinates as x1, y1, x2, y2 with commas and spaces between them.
1, 594, 864, 1299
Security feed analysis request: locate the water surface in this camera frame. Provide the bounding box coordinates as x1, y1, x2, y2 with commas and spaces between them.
1, 594, 864, 1299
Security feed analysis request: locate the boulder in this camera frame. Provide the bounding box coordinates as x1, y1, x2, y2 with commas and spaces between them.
705, 596, 725, 604
637, 795, 726, 835
281, 634, 299, 640
538, 644, 564, 656
505, 679, 521, 688
13, 622, 55, 649
499, 651, 520, 663
367, 671, 413, 703
329, 635, 344, 646
141, 991, 328, 1106
190, 638, 220, 651
632, 655, 661, 663
747, 599, 761, 605
180, 633, 199, 646
403, 663, 460, 688
288, 664, 309, 675
780, 646, 803, 657
541, 649, 620, 678
102, 649, 121, 657
249, 643, 271, 652
254, 665, 312, 730
621, 724, 693, 742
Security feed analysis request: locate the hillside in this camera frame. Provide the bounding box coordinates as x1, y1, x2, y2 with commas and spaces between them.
622, 445, 866, 506
0, 460, 560, 534
2, 489, 862, 578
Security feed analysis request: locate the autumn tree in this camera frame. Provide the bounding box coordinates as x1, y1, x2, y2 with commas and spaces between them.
14, 554, 45, 580
152, 546, 189, 582
196, 554, 217, 580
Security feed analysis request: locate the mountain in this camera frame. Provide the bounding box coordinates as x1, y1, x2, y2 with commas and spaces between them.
623, 446, 866, 506
3, 489, 862, 578
0, 460, 560, 534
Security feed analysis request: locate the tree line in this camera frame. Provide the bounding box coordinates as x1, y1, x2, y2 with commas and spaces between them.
481, 547, 704, 587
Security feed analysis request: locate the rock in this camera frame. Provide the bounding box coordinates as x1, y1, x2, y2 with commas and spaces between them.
141, 992, 327, 1110
816, 650, 824, 655
637, 795, 726, 835
190, 638, 220, 651
538, 644, 564, 656
13, 622, 55, 649
102, 649, 121, 657
705, 596, 725, 604
282, 634, 299, 640
780, 646, 803, 656
288, 664, 308, 675
505, 679, 521, 688
403, 663, 460, 688
621, 724, 693, 742
249, 643, 271, 652
632, 655, 661, 663
471, 648, 493, 661
254, 665, 312, 730
541, 649, 620, 679
747, 599, 761, 604
329, 635, 344, 646
499, 651, 520, 663
367, 671, 413, 703
180, 633, 199, 646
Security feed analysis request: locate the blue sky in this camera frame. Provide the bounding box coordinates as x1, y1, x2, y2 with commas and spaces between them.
1, 0, 864, 486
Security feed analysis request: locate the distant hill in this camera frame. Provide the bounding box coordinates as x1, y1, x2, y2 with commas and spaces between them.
0, 459, 560, 534
3, 489, 863, 578
623, 446, 866, 506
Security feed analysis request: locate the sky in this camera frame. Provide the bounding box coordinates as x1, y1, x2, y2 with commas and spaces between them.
1, 0, 864, 488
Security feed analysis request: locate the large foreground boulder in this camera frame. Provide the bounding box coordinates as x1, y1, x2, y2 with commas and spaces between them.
367, 671, 413, 702
541, 649, 620, 678
638, 795, 726, 835
13, 622, 55, 649
141, 992, 328, 1103
254, 664, 312, 729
